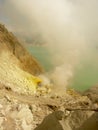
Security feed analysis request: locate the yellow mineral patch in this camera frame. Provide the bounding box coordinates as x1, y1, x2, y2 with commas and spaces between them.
24, 73, 42, 93
26, 75, 42, 87
0, 51, 43, 95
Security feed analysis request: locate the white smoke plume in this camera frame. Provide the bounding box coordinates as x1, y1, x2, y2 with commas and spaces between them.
1, 0, 98, 89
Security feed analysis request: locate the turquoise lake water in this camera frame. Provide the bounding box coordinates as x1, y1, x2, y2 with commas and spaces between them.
27, 46, 98, 91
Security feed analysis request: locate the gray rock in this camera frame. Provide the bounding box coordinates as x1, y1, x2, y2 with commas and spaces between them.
34, 111, 64, 130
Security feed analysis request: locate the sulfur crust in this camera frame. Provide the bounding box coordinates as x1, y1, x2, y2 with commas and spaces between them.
0, 51, 42, 95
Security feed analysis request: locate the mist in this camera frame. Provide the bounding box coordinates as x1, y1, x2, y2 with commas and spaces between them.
1, 0, 98, 89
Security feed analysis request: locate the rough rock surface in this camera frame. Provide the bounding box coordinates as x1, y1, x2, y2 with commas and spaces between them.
0, 24, 45, 95
0, 87, 97, 130
34, 111, 64, 130
0, 24, 43, 75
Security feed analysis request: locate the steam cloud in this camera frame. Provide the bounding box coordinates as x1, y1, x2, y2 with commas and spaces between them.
1, 0, 98, 89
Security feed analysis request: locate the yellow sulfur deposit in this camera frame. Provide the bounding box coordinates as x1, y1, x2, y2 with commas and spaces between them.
27, 75, 42, 87
24, 73, 42, 93
0, 51, 52, 95
0, 51, 43, 95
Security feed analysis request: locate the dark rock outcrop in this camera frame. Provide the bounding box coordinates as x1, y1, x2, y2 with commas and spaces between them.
34, 111, 64, 130
75, 112, 98, 130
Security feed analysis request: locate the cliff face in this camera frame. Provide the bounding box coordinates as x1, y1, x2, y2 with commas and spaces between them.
0, 24, 43, 75
0, 23, 44, 95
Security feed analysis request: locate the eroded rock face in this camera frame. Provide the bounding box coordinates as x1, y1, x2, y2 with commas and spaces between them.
0, 51, 41, 94
0, 24, 43, 75
0, 23, 45, 95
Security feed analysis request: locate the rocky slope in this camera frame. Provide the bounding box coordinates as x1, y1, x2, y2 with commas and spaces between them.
0, 24, 45, 95
0, 24, 43, 75
0, 23, 98, 130
0, 87, 97, 130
